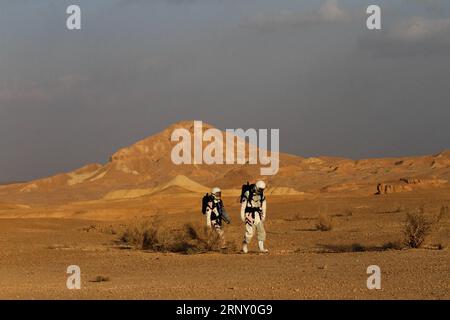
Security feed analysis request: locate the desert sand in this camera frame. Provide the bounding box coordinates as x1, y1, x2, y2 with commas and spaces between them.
0, 121, 449, 299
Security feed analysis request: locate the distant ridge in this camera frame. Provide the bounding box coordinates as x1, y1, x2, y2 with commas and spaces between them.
0, 121, 448, 205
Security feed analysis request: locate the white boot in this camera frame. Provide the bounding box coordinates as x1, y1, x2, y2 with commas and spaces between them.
242, 243, 248, 254
258, 240, 269, 253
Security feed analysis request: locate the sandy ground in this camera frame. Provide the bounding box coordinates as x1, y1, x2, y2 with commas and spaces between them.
0, 191, 449, 300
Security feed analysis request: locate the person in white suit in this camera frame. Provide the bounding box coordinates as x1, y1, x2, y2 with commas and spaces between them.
240, 181, 268, 253
205, 187, 229, 248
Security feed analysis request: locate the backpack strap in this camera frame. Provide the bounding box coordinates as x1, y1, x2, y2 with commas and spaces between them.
248, 185, 256, 202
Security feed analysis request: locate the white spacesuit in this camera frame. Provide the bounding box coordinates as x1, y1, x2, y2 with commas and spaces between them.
240, 180, 268, 253
205, 187, 226, 248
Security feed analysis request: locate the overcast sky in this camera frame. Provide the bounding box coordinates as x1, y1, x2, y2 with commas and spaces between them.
1, 0, 449, 182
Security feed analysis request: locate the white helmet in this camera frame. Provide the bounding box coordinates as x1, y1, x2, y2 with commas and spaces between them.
211, 187, 221, 198
256, 180, 266, 191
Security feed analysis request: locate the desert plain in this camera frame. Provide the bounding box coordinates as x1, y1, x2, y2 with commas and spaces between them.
0, 121, 449, 299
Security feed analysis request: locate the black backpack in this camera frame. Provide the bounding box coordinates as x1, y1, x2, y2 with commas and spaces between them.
201, 193, 212, 215
240, 182, 255, 203
240, 181, 265, 204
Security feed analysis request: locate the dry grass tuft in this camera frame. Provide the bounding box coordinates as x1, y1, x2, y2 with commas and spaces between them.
316, 214, 333, 231
436, 205, 448, 223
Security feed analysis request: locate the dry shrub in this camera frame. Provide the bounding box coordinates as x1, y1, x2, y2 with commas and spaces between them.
92, 276, 110, 282
317, 242, 403, 254
100, 225, 117, 235
121, 220, 173, 251
292, 213, 302, 221
344, 209, 353, 217
120, 221, 223, 254
316, 214, 332, 231
436, 205, 448, 223
350, 243, 366, 252
381, 241, 403, 250
403, 210, 431, 248
389, 206, 404, 213
81, 224, 117, 234
331, 210, 353, 218
171, 223, 223, 254
81, 224, 97, 232
120, 221, 160, 250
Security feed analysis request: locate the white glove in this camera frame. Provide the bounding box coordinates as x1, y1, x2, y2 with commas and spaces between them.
240, 201, 246, 222
206, 210, 211, 228
261, 200, 267, 222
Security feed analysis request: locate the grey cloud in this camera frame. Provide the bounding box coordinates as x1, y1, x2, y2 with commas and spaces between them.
0, 87, 50, 105
0, 74, 90, 106
1, 0, 450, 182
359, 15, 450, 57
117, 0, 202, 5
391, 16, 450, 41
404, 0, 450, 12
240, 0, 352, 31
